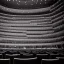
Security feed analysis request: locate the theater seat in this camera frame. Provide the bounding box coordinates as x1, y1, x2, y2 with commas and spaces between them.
49, 54, 59, 59
36, 54, 49, 59
41, 58, 59, 64
5, 54, 20, 58
0, 59, 10, 64
0, 51, 6, 59
36, 54, 49, 64
14, 57, 37, 64
21, 53, 35, 58
5, 51, 19, 54
0, 54, 2, 58
56, 57, 64, 64
59, 54, 64, 57
5, 54, 20, 64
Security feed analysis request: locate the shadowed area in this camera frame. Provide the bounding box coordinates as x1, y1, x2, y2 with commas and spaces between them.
0, 0, 58, 9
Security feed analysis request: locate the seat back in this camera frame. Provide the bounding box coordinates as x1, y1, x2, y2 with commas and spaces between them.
5, 51, 19, 54
59, 54, 64, 57
5, 54, 20, 58
41, 58, 59, 64
14, 57, 37, 64
5, 54, 20, 64
36, 54, 49, 64
0, 54, 3, 58
0, 51, 6, 59
36, 54, 49, 59
56, 57, 64, 64
49, 54, 59, 59
21, 53, 34, 58
0, 59, 10, 64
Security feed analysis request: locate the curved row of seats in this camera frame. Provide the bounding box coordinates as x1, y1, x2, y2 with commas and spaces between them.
0, 57, 63, 64
0, 51, 64, 64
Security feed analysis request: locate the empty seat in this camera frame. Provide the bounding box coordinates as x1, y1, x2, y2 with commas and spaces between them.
5, 54, 20, 59
59, 54, 64, 57
0, 51, 6, 59
36, 54, 49, 59
0, 54, 3, 58
14, 57, 37, 64
41, 58, 59, 64
5, 51, 19, 54
5, 54, 20, 64
21, 53, 35, 58
56, 57, 64, 64
49, 54, 59, 59
0, 59, 10, 64
36, 54, 48, 64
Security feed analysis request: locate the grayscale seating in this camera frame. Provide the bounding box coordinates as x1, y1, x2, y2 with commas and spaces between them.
41, 58, 59, 64
36, 54, 49, 64
0, 0, 64, 64
0, 59, 10, 64
0, 54, 3, 58
14, 57, 37, 64
36, 54, 49, 59
5, 54, 20, 64
21, 53, 34, 58
49, 54, 59, 59
56, 57, 64, 64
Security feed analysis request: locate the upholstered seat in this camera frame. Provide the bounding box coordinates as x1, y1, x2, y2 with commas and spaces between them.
0, 59, 10, 64
5, 54, 20, 64
0, 54, 2, 58
36, 54, 49, 59
49, 54, 59, 59
14, 57, 37, 64
56, 57, 64, 64
36, 54, 49, 64
41, 58, 59, 64
21, 53, 35, 58
5, 54, 20, 58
